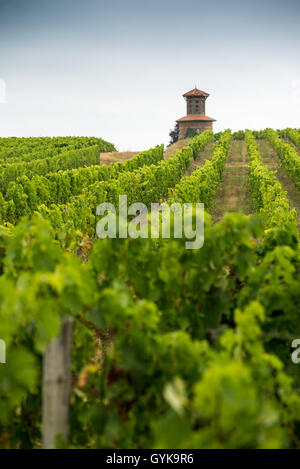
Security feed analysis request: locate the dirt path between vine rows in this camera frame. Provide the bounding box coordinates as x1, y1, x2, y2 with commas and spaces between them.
210, 140, 254, 223
257, 139, 300, 226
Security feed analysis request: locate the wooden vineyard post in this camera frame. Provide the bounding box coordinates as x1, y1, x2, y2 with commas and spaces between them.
42, 317, 74, 449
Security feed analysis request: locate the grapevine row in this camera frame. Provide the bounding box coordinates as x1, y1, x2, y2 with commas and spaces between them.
0, 145, 164, 224
0, 136, 113, 165
34, 130, 214, 242
246, 130, 297, 229
265, 128, 300, 190
0, 140, 115, 194
279, 128, 300, 148
168, 129, 231, 205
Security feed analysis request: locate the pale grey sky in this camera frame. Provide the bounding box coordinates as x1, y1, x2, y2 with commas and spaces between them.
0, 0, 299, 150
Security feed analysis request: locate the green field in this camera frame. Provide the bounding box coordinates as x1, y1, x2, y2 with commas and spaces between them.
1, 128, 300, 449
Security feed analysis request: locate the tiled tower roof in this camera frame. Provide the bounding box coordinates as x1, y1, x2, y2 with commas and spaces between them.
183, 88, 209, 97
176, 115, 216, 122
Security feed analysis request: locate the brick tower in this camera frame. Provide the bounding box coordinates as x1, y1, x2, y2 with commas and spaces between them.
176, 87, 216, 139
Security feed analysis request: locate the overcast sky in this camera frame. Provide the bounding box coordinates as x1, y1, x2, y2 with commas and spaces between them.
0, 0, 299, 150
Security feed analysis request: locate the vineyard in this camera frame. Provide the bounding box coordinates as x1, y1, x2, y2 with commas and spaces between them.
1, 129, 300, 449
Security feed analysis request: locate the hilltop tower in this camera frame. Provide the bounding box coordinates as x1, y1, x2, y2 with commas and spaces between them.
176, 87, 216, 139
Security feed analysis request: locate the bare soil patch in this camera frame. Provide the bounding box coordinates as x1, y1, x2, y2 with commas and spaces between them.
100, 151, 140, 166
